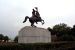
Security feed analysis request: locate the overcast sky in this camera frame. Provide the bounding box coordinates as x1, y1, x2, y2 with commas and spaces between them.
0, 0, 75, 39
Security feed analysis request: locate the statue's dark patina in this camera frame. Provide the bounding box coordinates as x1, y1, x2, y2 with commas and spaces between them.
23, 7, 45, 27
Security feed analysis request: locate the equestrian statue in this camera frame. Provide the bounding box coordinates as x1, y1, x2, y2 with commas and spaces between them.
23, 7, 45, 27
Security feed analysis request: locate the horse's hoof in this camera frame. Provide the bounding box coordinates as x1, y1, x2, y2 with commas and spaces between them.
33, 26, 36, 27
31, 25, 36, 27
34, 26, 37, 27
42, 23, 44, 25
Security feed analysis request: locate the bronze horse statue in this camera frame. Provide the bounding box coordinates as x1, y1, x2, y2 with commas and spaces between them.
23, 16, 45, 27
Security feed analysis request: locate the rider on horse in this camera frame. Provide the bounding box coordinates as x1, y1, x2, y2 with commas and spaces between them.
23, 7, 45, 27
32, 7, 41, 24
35, 7, 40, 18
32, 9, 36, 17
32, 7, 41, 18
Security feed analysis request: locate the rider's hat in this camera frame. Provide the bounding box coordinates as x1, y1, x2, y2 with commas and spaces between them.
32, 8, 34, 10
35, 7, 38, 10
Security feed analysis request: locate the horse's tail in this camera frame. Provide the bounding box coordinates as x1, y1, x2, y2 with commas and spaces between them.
23, 16, 29, 23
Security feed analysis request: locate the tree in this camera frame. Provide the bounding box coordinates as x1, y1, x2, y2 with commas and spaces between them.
0, 34, 10, 42
4, 36, 9, 42
47, 27, 55, 35
71, 25, 75, 36
0, 34, 4, 42
52, 23, 72, 41
14, 36, 18, 43
53, 23, 71, 36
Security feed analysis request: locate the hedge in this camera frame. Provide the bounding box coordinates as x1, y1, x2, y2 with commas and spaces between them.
0, 41, 75, 50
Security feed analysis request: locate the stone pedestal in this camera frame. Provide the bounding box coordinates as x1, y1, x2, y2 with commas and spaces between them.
18, 26, 51, 43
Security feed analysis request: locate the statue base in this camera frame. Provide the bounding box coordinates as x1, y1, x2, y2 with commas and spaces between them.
18, 26, 51, 43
